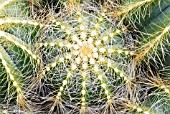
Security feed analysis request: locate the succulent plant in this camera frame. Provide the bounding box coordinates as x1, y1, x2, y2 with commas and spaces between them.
114, 0, 170, 114
0, 0, 43, 113
0, 0, 170, 114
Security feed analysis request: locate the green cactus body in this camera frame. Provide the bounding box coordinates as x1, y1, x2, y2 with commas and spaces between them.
36, 3, 136, 114
114, 0, 170, 114
0, 0, 170, 114
0, 0, 43, 113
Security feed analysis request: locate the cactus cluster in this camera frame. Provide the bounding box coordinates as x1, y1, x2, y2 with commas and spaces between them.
0, 0, 170, 114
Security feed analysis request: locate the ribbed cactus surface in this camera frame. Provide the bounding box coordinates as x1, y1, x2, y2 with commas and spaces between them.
0, 0, 170, 114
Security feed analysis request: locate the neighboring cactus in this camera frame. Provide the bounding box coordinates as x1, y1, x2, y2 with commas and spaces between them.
0, 0, 170, 114
0, 0, 43, 113
113, 0, 170, 114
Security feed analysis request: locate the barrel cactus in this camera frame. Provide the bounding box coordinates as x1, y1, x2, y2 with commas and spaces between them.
0, 0, 170, 114
0, 0, 43, 113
